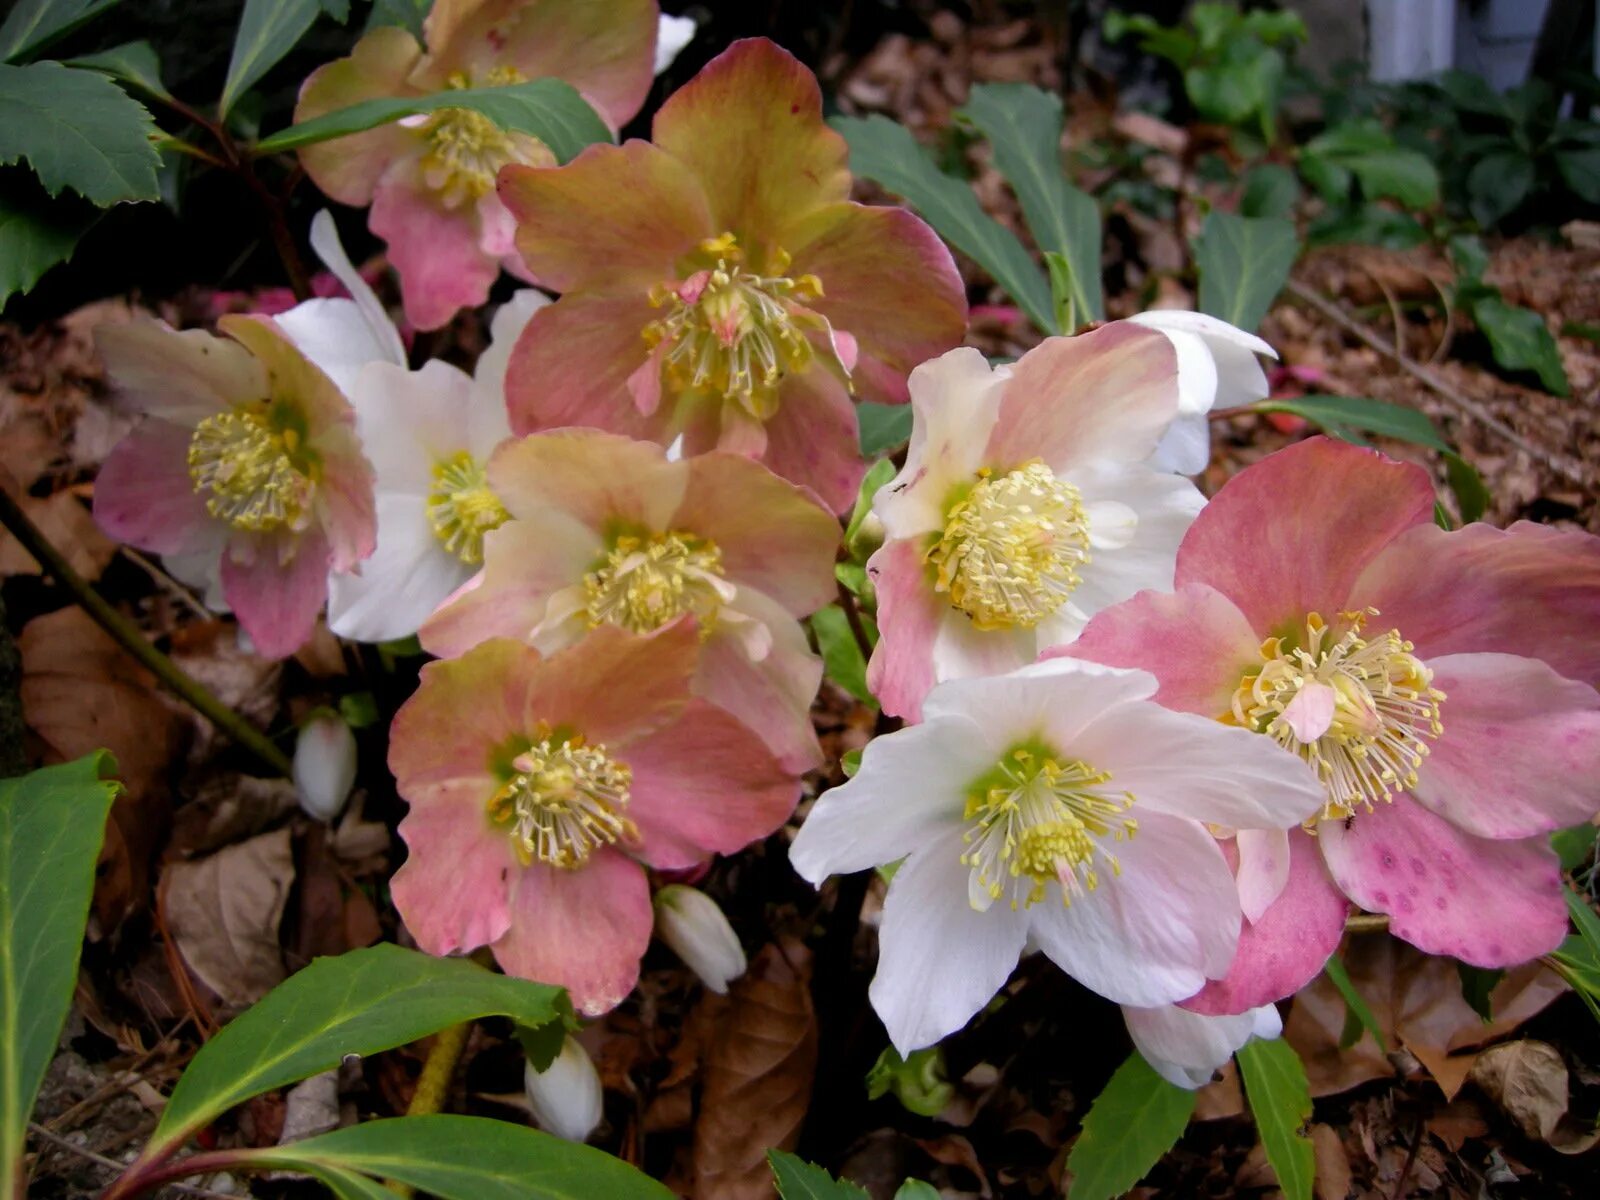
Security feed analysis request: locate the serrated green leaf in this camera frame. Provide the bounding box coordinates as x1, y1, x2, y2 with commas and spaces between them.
961, 83, 1103, 323
857, 401, 913, 457
1237, 1038, 1314, 1200
1066, 1052, 1195, 1200
245, 1115, 673, 1199
65, 39, 168, 98
1323, 954, 1387, 1054
1469, 296, 1569, 396
1194, 211, 1299, 334
220, 0, 322, 119
1, 752, 121, 1200
0, 61, 159, 204
812, 604, 876, 707
148, 944, 567, 1155
833, 113, 1056, 335
768, 1150, 869, 1200
1254, 395, 1448, 452
254, 77, 610, 165
0, 179, 98, 308
1455, 961, 1503, 1022
0, 0, 119, 64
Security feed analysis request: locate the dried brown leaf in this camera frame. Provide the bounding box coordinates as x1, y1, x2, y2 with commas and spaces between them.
0, 475, 114, 581
1465, 1039, 1600, 1153
1310, 1122, 1352, 1200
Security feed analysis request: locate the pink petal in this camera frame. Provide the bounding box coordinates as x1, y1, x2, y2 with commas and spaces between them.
1413, 652, 1600, 840
1236, 828, 1291, 925
487, 428, 683, 534
391, 795, 516, 955
696, 594, 825, 775
220, 531, 330, 659
865, 538, 943, 722
370, 159, 500, 331
1175, 437, 1437, 636
759, 368, 867, 514
93, 420, 213, 554
294, 27, 423, 206
1350, 519, 1600, 687
95, 318, 263, 424
492, 849, 653, 1014
1319, 798, 1567, 967
1281, 680, 1336, 743
522, 621, 699, 749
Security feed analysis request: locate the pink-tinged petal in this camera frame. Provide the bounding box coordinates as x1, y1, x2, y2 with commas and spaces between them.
295, 26, 424, 205
984, 323, 1180, 473
1412, 652, 1600, 840
370, 159, 499, 330
525, 620, 698, 748
1319, 799, 1567, 967
1236, 828, 1291, 925
622, 698, 799, 870
1052, 583, 1261, 718
1281, 681, 1337, 743
504, 289, 664, 440
865, 538, 943, 721
95, 319, 264, 424
1183, 829, 1348, 1016
931, 610, 1035, 683
93, 420, 213, 554
220, 531, 330, 660
488, 428, 684, 534
651, 38, 850, 240
492, 849, 652, 1014
759, 368, 866, 514
673, 452, 839, 616
1176, 437, 1436, 636
498, 140, 712, 292
391, 795, 516, 954
784, 203, 967, 405
1350, 520, 1600, 686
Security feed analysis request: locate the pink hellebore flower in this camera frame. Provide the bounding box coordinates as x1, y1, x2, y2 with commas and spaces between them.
294, 0, 661, 330
1122, 1002, 1282, 1090
419, 429, 840, 773
389, 623, 799, 1013
93, 316, 376, 658
495, 38, 968, 512
1059, 436, 1600, 1013
866, 327, 1204, 721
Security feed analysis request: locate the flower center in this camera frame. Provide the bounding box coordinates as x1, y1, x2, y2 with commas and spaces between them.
1231, 609, 1446, 822
489, 730, 634, 869
187, 403, 314, 533
961, 742, 1137, 911
642, 233, 828, 421
582, 531, 728, 634
926, 462, 1092, 631
418, 69, 544, 206
426, 451, 508, 564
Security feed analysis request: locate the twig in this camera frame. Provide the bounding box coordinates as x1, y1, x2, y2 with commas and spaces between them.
1344, 913, 1391, 934
0, 488, 292, 775
1285, 279, 1589, 486
25, 1124, 235, 1200
834, 579, 875, 665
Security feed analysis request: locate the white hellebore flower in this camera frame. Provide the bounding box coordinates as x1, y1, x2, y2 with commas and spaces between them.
654, 13, 697, 73
1122, 1002, 1283, 1089
655, 884, 747, 994
292, 710, 358, 821
1126, 310, 1277, 475
789, 658, 1326, 1056
523, 1035, 603, 1143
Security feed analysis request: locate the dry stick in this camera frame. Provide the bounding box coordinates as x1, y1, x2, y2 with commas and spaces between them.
1284, 279, 1590, 487
0, 489, 292, 776
25, 1124, 235, 1200
834, 578, 875, 665
1344, 913, 1391, 934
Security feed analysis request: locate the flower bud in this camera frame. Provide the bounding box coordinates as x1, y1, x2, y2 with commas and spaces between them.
293, 711, 357, 821
524, 1035, 602, 1143
654, 884, 746, 994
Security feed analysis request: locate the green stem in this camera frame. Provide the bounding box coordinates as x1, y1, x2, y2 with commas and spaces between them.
0, 489, 292, 776
388, 1022, 472, 1198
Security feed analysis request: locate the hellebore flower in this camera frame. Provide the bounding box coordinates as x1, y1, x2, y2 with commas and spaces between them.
788, 658, 1325, 1054
1060, 436, 1600, 1011
419, 428, 839, 773
495, 37, 968, 512
654, 883, 747, 993
524, 1035, 603, 1142
293, 710, 360, 821
294, 0, 663, 330
389, 623, 799, 1013
1122, 1002, 1282, 1090
93, 315, 376, 658
865, 327, 1204, 721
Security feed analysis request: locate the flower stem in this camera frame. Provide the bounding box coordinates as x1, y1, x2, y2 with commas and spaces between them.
1344, 912, 1390, 934
834, 578, 875, 665
0, 488, 292, 776
387, 1022, 472, 1199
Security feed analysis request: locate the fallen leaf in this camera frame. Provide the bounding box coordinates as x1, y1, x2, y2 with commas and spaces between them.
0, 469, 114, 581
1466, 1039, 1600, 1152
1310, 1122, 1351, 1200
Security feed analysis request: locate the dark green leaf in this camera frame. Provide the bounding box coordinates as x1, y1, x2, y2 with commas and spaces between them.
0, 0, 119, 64
0, 61, 159, 204
768, 1149, 869, 1199
221, 0, 322, 119
845, 458, 895, 547
65, 40, 167, 98
1444, 452, 1489, 524
1241, 163, 1298, 218
1194, 211, 1299, 333
318, 0, 351, 20
1, 753, 120, 1191
254, 78, 610, 165
1470, 296, 1569, 396
1255, 395, 1449, 452
1236, 1038, 1314, 1200
812, 605, 875, 707
1306, 204, 1426, 250
1456, 962, 1503, 1022
1437, 70, 1509, 119
149, 944, 567, 1155
365, 0, 431, 38
833, 113, 1056, 334
1323, 954, 1387, 1054
0, 178, 98, 308
1565, 887, 1600, 959
1466, 151, 1536, 229
1551, 824, 1596, 872
961, 83, 1103, 322
1302, 121, 1438, 207
857, 401, 913, 457
1448, 233, 1491, 283
1555, 147, 1600, 203
1066, 1053, 1195, 1200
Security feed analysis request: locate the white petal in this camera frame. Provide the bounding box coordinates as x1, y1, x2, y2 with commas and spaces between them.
1123, 1003, 1278, 1090
276, 298, 402, 399
654, 13, 697, 74
473, 289, 552, 435
1235, 827, 1292, 924
524, 1037, 603, 1143
1145, 413, 1213, 476
1153, 326, 1219, 418
353, 359, 478, 496
293, 712, 358, 821
1067, 462, 1204, 615
930, 609, 1035, 684
307, 209, 406, 368
1127, 309, 1276, 366
326, 493, 470, 642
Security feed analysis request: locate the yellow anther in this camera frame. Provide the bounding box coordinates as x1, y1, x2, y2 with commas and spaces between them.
583, 531, 727, 634
187, 404, 314, 532
417, 67, 543, 206
426, 451, 508, 564
488, 727, 634, 868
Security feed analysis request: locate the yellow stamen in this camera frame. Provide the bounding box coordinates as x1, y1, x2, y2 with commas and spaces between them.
417, 68, 545, 206
187, 403, 314, 532
582, 531, 727, 633
426, 451, 507, 564
488, 727, 634, 869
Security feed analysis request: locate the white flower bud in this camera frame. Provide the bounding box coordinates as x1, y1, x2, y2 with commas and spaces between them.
654, 884, 746, 994
293, 711, 357, 821
524, 1036, 603, 1143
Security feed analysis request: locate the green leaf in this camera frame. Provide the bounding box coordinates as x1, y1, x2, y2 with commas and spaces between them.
1455, 962, 1503, 1022
864, 1044, 953, 1118
220, 0, 322, 119
0, 0, 119, 64
845, 458, 895, 548
1323, 954, 1387, 1054
768, 1149, 869, 1200
1236, 1038, 1314, 1200
1443, 452, 1489, 524
961, 83, 1103, 322
1193, 211, 1299, 334
0, 61, 159, 205
1467, 151, 1536, 229
1565, 887, 1600, 959
893, 1183, 940, 1200
365, 0, 431, 38
1254, 395, 1447, 453
812, 604, 875, 707
1556, 146, 1600, 204
1551, 824, 1596, 872
1301, 121, 1438, 208
833, 113, 1056, 335
149, 944, 567, 1155
1, 753, 120, 1199
0, 178, 98, 308
1241, 163, 1298, 218
65, 40, 168, 99
1066, 1053, 1195, 1200
857, 401, 913, 457
254, 78, 610, 165
1470, 296, 1569, 396
245, 1114, 674, 1200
